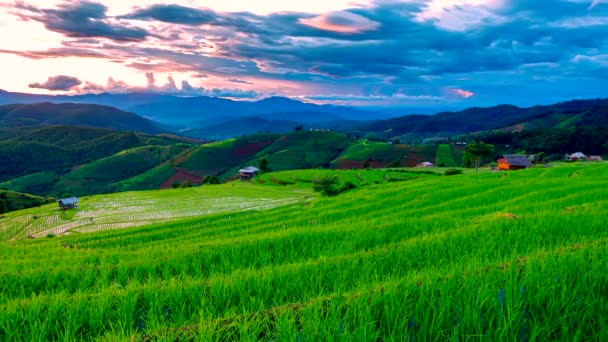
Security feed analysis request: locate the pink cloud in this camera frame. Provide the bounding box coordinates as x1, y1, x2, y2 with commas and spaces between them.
299, 11, 380, 34
448, 88, 475, 98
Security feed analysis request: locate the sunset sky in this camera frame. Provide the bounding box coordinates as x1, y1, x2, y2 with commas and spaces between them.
0, 0, 606, 108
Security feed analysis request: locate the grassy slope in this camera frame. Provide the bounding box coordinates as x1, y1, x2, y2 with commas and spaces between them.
334, 141, 436, 168
177, 135, 277, 177
1, 163, 607, 340
435, 143, 458, 167
55, 145, 185, 196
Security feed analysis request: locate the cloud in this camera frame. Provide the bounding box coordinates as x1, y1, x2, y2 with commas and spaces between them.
228, 78, 254, 85
145, 72, 155, 87
29, 75, 82, 91
16, 1, 150, 42
299, 11, 381, 33
590, 0, 603, 10
446, 88, 475, 98
120, 4, 217, 25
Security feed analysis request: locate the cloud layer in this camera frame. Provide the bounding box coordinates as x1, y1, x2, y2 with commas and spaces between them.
3, 0, 608, 107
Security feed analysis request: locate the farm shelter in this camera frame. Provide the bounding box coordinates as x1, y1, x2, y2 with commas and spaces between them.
568, 152, 587, 161
58, 197, 79, 210
418, 162, 435, 167
497, 155, 532, 171
239, 166, 260, 181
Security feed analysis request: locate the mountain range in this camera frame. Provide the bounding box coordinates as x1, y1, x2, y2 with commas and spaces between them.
0, 90, 390, 128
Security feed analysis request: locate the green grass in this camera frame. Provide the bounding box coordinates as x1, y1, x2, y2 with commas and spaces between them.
0, 163, 607, 340
113, 163, 177, 192
435, 143, 458, 167
256, 169, 431, 189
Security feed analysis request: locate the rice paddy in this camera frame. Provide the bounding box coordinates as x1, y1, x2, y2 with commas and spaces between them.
0, 162, 607, 340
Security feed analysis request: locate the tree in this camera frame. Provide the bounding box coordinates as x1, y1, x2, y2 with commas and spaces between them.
0, 198, 6, 214
312, 176, 339, 196
294, 125, 304, 132
259, 158, 269, 172
464, 142, 494, 173
179, 180, 193, 188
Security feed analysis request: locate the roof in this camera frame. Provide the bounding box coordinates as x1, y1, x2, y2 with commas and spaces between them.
58, 197, 79, 205
418, 162, 434, 167
569, 152, 586, 159
239, 166, 260, 173
501, 155, 532, 167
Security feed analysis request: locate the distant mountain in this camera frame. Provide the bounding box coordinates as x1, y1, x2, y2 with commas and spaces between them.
0, 103, 164, 134
357, 99, 608, 138
0, 90, 391, 126
185, 116, 302, 140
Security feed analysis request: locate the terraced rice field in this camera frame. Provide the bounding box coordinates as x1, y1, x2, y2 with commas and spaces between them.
0, 163, 607, 340
0, 183, 309, 241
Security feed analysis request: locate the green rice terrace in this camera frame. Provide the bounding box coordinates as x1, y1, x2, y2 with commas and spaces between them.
0, 163, 607, 340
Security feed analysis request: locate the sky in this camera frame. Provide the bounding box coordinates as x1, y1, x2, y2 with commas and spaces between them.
0, 0, 607, 109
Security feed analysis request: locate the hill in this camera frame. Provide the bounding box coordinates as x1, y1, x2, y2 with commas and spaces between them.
0, 163, 606, 340
0, 103, 164, 133
0, 125, 194, 193
55, 145, 187, 196
358, 98, 608, 138
0, 190, 54, 214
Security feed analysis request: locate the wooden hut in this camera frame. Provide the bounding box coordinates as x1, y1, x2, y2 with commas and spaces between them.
497, 155, 532, 171
58, 197, 79, 210
239, 166, 260, 181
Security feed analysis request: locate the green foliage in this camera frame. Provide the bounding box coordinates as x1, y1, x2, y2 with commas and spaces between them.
444, 168, 463, 176
464, 142, 494, 173
259, 158, 269, 172
179, 180, 193, 188
203, 176, 220, 184
480, 127, 608, 155
312, 175, 339, 195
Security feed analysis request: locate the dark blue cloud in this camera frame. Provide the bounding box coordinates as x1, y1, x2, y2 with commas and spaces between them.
120, 4, 217, 25
19, 1, 150, 41
29, 75, 82, 91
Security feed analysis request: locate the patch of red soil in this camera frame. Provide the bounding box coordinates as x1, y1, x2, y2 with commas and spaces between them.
160, 167, 204, 189
232, 140, 274, 158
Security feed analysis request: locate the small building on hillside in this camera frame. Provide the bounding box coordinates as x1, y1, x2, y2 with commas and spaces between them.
568, 152, 587, 161
239, 166, 260, 181
58, 197, 79, 210
497, 155, 532, 170
417, 161, 435, 168
589, 155, 603, 161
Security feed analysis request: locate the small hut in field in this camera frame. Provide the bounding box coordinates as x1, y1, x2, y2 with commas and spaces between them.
497, 155, 532, 171
58, 197, 79, 210
239, 166, 260, 181
568, 152, 587, 161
